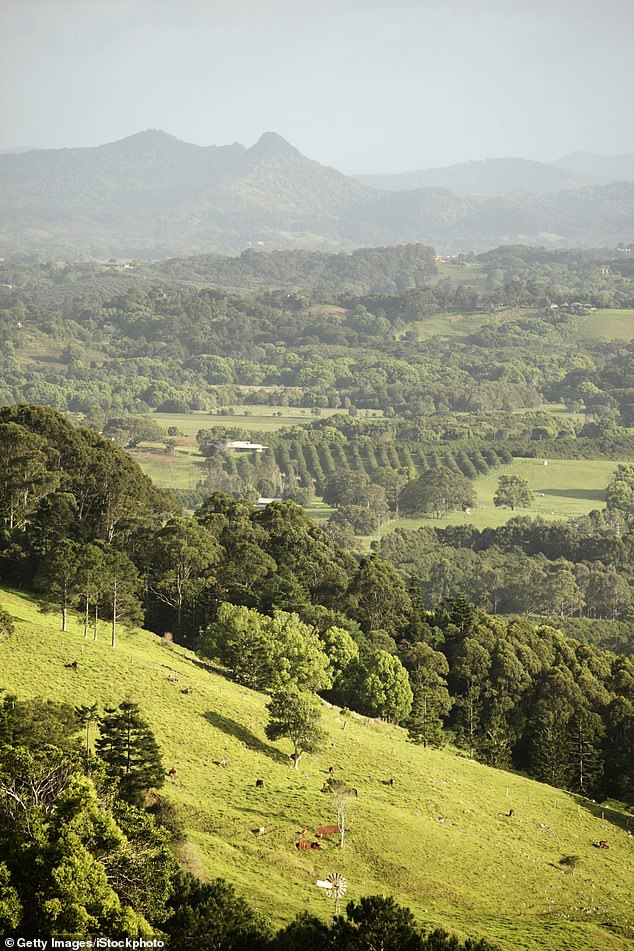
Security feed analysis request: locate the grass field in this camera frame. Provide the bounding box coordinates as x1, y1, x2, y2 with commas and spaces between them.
151, 407, 350, 436
384, 458, 616, 535
135, 450, 206, 489
575, 310, 634, 342
400, 307, 634, 345
1, 587, 632, 950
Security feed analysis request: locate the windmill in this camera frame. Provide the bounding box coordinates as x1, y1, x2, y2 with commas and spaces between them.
316, 872, 348, 916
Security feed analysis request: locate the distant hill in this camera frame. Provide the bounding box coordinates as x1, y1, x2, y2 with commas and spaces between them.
2, 585, 633, 950
1, 131, 633, 257
553, 151, 634, 183
345, 181, 634, 249
355, 158, 590, 195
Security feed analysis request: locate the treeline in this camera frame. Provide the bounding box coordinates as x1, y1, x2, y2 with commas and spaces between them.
0, 406, 632, 805
0, 692, 497, 948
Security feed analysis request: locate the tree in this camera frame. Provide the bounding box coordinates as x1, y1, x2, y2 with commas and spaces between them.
202, 604, 332, 693
265, 687, 325, 769
75, 703, 99, 757
357, 650, 413, 723
399, 468, 476, 518
150, 517, 219, 633
404, 643, 452, 747
102, 415, 166, 449
0, 422, 61, 530
34, 539, 81, 632
75, 544, 107, 640
328, 780, 357, 848
323, 472, 370, 508
452, 638, 491, 758
605, 464, 634, 523
0, 746, 176, 935
528, 701, 573, 788
101, 547, 143, 648
163, 873, 270, 951
95, 701, 165, 801
567, 706, 604, 796
493, 475, 533, 511
331, 896, 427, 951
348, 556, 412, 636
320, 626, 359, 689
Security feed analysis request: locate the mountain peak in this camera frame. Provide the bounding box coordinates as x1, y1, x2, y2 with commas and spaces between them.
249, 131, 301, 160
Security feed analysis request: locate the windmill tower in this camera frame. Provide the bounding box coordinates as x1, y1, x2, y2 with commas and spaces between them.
316, 872, 348, 916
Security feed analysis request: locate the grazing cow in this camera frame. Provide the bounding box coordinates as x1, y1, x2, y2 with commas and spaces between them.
168, 767, 177, 778
389, 777, 395, 786
593, 840, 609, 849
167, 673, 179, 682
181, 687, 193, 694
507, 809, 515, 817
65, 660, 79, 670
328, 766, 335, 775
296, 839, 321, 851
315, 825, 340, 838
255, 779, 264, 788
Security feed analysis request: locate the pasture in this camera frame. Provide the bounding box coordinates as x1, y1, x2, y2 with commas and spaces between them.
385, 458, 616, 534
151, 406, 347, 436
574, 309, 634, 342
1, 586, 632, 950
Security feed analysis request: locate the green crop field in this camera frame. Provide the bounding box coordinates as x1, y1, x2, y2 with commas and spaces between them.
384, 458, 616, 535
1, 587, 632, 950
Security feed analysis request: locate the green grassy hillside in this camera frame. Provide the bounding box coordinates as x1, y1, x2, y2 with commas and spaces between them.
2, 587, 632, 950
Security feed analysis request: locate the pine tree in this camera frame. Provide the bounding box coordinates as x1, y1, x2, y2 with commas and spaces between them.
567, 706, 605, 796
528, 705, 573, 788
95, 701, 164, 801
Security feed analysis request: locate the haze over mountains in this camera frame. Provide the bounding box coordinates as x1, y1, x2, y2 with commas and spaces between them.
1, 130, 632, 260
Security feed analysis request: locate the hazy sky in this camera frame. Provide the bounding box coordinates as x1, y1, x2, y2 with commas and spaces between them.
1, 0, 633, 173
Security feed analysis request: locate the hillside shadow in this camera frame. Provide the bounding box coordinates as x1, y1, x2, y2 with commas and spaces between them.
203, 711, 289, 764
579, 797, 633, 835
543, 488, 605, 501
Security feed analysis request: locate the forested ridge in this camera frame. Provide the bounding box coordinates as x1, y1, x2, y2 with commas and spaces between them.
2, 130, 632, 256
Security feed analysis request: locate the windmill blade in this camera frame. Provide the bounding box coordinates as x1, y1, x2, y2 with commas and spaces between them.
326, 872, 347, 894
316, 880, 332, 890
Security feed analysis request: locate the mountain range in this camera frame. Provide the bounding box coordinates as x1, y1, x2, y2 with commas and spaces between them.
1, 130, 632, 258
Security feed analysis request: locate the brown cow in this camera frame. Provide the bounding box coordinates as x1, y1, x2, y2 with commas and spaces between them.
181, 687, 193, 695
296, 840, 321, 850
315, 825, 339, 838
168, 767, 177, 778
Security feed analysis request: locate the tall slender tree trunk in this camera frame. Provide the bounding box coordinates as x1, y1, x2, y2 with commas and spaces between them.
93, 603, 99, 641
111, 578, 117, 649
84, 597, 89, 638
